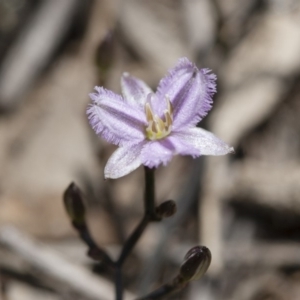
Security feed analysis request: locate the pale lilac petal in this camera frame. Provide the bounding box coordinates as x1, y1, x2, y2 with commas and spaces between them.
87, 59, 234, 179
166, 135, 200, 157
175, 127, 234, 156
155, 57, 216, 129
104, 143, 144, 179
121, 73, 153, 109
87, 87, 147, 146
140, 135, 199, 168
140, 140, 173, 168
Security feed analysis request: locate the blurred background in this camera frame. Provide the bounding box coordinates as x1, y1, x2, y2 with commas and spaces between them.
0, 0, 300, 299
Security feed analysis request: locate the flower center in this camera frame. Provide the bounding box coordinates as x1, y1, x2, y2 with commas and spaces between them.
145, 97, 173, 140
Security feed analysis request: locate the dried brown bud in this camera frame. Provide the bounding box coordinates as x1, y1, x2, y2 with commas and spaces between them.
179, 246, 211, 282
156, 200, 177, 218
63, 182, 86, 225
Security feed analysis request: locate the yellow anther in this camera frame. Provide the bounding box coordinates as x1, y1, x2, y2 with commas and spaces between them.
151, 122, 158, 133
145, 103, 154, 122
166, 96, 173, 115
164, 111, 172, 128
156, 116, 165, 131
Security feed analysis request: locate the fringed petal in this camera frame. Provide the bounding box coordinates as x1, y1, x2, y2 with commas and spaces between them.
121, 73, 153, 109
175, 127, 234, 156
104, 143, 144, 179
87, 87, 146, 146
156, 57, 216, 129
140, 140, 174, 168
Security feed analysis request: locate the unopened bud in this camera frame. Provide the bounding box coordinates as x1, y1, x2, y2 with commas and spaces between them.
179, 246, 211, 282
156, 200, 177, 218
63, 182, 86, 225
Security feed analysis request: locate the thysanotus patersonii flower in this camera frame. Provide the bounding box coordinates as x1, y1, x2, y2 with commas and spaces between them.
87, 57, 234, 179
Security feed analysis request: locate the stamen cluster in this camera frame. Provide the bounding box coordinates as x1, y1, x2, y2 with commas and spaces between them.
145, 97, 173, 140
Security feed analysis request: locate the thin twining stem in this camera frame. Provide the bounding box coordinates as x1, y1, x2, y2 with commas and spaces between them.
117, 167, 160, 266
63, 183, 115, 268
115, 167, 160, 300
136, 276, 188, 300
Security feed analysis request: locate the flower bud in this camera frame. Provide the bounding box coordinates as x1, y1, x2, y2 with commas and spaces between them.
155, 200, 177, 218
179, 246, 211, 282
63, 182, 86, 225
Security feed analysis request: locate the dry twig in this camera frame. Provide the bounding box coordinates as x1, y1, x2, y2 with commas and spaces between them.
0, 226, 135, 300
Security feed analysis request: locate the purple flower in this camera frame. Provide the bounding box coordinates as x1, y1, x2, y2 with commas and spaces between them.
87, 58, 234, 179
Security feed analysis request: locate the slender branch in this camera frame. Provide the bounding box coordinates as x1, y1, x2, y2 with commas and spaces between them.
117, 216, 149, 266
138, 160, 202, 292
64, 183, 115, 268
76, 223, 115, 268
136, 276, 187, 300
117, 167, 159, 268
115, 267, 123, 300
136, 284, 176, 300
144, 167, 158, 219
115, 167, 160, 300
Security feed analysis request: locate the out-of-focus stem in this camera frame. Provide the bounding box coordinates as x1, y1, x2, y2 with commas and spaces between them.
136, 275, 187, 300
63, 183, 114, 268
115, 167, 160, 300
137, 245, 212, 299
115, 267, 123, 300
116, 216, 149, 267
144, 167, 158, 218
